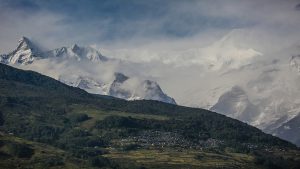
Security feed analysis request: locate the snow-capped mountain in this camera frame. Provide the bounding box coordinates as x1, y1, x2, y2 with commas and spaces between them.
0, 37, 108, 64
108, 72, 132, 99
211, 86, 259, 123
207, 52, 300, 146
106, 72, 176, 103
0, 37, 43, 65
58, 75, 109, 95
272, 114, 300, 146
45, 44, 108, 62
0, 37, 176, 104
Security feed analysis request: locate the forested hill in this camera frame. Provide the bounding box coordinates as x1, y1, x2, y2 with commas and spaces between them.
0, 63, 89, 97
0, 63, 299, 169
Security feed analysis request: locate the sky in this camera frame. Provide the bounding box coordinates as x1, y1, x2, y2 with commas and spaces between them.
1, 0, 299, 53
1, 0, 300, 107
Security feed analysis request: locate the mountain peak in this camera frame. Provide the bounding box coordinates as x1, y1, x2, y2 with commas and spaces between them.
113, 72, 129, 83
71, 44, 80, 51
17, 36, 35, 50
16, 36, 42, 55
2, 36, 42, 65
19, 36, 29, 43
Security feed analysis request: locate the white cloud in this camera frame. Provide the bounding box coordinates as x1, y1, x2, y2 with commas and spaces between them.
1, 0, 300, 110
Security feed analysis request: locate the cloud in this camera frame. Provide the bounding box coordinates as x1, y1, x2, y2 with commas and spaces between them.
0, 5, 65, 52
1, 0, 300, 52
1, 0, 300, 108
295, 3, 300, 10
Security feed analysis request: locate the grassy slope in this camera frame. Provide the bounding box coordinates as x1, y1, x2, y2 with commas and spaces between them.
0, 63, 300, 169
0, 132, 89, 169
104, 148, 258, 169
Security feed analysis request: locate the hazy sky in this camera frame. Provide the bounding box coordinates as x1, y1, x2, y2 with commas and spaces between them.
1, 0, 300, 108
1, 0, 300, 53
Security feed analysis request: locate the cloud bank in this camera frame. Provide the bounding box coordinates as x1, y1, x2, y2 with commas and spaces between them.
1, 0, 299, 51
1, 0, 300, 107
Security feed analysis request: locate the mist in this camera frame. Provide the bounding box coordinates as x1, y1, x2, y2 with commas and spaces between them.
1, 0, 300, 108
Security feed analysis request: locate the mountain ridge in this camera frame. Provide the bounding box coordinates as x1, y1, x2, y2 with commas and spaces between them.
0, 36, 176, 104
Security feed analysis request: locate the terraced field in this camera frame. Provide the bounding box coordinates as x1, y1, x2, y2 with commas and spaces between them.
105, 148, 259, 169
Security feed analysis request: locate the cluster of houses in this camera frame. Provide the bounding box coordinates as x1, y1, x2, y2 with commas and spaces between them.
119, 130, 224, 150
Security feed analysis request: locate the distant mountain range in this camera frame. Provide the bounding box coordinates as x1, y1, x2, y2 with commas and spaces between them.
0, 37, 176, 104
125, 29, 300, 147
103, 30, 300, 147
209, 51, 300, 146
1, 34, 300, 147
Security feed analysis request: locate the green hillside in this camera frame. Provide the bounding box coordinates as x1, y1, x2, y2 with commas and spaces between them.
0, 63, 299, 169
